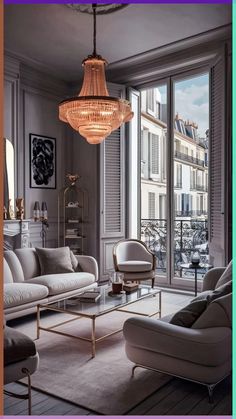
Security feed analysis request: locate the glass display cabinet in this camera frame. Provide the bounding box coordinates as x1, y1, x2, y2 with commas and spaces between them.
58, 174, 86, 255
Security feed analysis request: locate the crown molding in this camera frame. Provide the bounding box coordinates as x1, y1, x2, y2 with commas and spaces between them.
106, 24, 232, 86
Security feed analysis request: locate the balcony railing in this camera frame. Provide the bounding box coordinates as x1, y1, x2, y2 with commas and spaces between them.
196, 184, 208, 192
175, 210, 207, 217
175, 150, 205, 167
141, 218, 208, 275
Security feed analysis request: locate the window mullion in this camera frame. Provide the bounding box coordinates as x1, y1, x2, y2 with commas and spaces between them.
166, 77, 174, 285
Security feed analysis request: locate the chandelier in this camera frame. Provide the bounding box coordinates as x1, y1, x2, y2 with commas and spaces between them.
59, 4, 133, 145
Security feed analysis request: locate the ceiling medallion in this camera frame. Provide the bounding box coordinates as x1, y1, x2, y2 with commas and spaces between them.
66, 4, 129, 15
59, 4, 133, 145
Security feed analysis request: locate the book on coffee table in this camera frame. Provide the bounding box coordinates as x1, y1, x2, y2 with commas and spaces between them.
77, 291, 101, 303
123, 283, 139, 293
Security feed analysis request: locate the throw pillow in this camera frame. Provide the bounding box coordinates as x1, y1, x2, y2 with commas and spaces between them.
70, 251, 83, 272
215, 260, 232, 288
170, 279, 232, 328
207, 280, 232, 304
192, 293, 232, 329
169, 299, 208, 328
35, 247, 74, 275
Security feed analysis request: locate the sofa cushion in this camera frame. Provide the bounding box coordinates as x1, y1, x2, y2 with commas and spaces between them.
4, 326, 36, 366
4, 283, 49, 309
27, 272, 95, 295
70, 251, 83, 272
4, 251, 24, 282
4, 259, 13, 283
118, 261, 152, 272
35, 247, 74, 275
15, 248, 41, 280
192, 293, 232, 329
170, 280, 232, 328
215, 261, 232, 288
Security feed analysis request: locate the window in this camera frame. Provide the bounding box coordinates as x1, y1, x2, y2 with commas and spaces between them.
159, 195, 166, 219
147, 89, 154, 113
156, 101, 161, 119
149, 134, 160, 178
148, 192, 155, 219
176, 164, 182, 188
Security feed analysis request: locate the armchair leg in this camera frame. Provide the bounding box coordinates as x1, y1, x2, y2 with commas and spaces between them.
22, 368, 32, 415
151, 278, 155, 288
207, 384, 215, 404
4, 368, 32, 415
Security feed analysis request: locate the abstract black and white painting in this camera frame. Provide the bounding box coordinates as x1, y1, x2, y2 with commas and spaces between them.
30, 134, 56, 189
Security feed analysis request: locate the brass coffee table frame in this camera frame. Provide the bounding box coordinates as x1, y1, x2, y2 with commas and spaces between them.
37, 288, 161, 358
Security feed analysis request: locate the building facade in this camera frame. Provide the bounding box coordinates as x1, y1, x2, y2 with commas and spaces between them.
141, 88, 208, 222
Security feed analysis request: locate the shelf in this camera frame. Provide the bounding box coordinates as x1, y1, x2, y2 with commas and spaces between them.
59, 182, 85, 254
65, 235, 83, 239
65, 205, 83, 209
67, 220, 80, 224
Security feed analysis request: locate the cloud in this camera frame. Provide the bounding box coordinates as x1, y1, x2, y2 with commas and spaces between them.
175, 82, 209, 137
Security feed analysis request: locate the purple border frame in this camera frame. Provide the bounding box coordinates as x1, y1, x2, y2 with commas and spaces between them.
4, 0, 233, 3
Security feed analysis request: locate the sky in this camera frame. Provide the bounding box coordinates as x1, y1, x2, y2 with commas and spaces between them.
175, 73, 209, 138
158, 73, 209, 138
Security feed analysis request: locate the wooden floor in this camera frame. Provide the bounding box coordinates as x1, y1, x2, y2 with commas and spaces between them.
4, 290, 232, 416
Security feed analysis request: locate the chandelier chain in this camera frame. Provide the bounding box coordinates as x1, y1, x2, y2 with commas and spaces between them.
92, 4, 97, 56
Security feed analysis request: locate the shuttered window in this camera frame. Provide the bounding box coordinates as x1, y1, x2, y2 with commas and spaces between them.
147, 89, 154, 113
148, 192, 155, 219
149, 133, 160, 178
104, 129, 121, 232
209, 56, 225, 264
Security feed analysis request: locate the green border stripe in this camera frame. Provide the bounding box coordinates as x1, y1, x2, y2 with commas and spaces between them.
233, 0, 235, 417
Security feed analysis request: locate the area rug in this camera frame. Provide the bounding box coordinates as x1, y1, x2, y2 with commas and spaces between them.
22, 310, 171, 415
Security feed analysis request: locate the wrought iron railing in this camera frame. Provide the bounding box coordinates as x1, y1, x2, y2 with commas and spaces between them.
175, 210, 207, 217
175, 150, 205, 167
141, 218, 208, 275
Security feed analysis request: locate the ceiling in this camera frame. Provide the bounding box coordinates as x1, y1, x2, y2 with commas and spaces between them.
4, 4, 232, 83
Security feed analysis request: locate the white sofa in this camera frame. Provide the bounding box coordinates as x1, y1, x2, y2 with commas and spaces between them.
4, 248, 98, 320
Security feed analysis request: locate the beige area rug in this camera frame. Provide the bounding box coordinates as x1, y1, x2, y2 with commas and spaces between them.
21, 308, 171, 415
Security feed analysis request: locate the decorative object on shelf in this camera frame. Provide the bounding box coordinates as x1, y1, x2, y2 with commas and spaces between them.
67, 174, 80, 186
59, 4, 133, 145
58, 174, 87, 255
191, 250, 200, 266
7, 199, 15, 220
33, 201, 40, 222
41, 202, 48, 221
30, 134, 56, 189
16, 198, 24, 220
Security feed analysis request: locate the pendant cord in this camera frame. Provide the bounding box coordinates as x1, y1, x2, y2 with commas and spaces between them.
92, 4, 97, 56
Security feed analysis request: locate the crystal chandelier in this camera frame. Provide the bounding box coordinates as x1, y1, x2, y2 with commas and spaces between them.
59, 4, 133, 145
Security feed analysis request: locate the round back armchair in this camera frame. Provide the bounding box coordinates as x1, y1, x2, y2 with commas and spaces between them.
113, 239, 156, 288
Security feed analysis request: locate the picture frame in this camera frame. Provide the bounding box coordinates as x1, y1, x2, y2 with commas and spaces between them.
29, 134, 56, 189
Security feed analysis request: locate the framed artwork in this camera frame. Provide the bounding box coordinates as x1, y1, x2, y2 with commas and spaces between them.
30, 134, 56, 189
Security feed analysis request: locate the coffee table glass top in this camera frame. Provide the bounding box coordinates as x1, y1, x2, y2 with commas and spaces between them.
40, 285, 160, 317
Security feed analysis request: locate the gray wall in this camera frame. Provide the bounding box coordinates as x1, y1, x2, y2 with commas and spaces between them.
4, 55, 74, 248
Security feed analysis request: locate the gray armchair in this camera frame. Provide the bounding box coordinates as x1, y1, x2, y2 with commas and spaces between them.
123, 265, 232, 401
4, 326, 39, 415
113, 239, 156, 288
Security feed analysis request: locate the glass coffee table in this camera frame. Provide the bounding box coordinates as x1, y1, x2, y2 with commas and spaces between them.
37, 285, 161, 358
